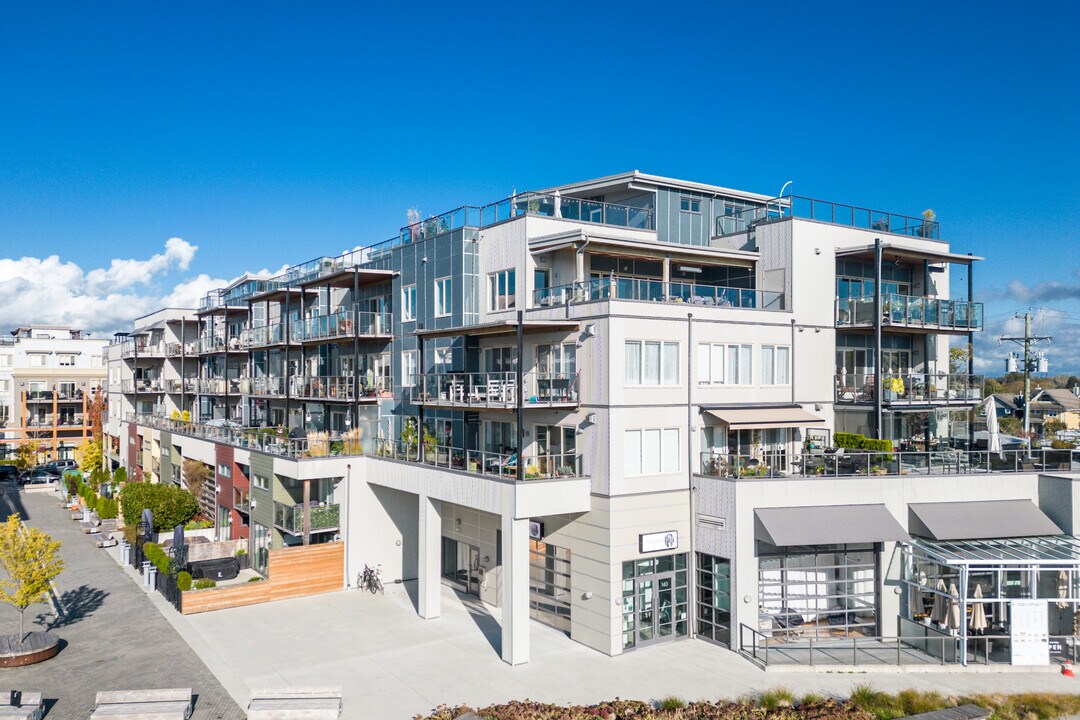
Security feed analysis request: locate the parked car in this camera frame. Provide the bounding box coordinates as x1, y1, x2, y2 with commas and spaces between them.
0, 465, 19, 482
20, 468, 60, 486
39, 459, 77, 474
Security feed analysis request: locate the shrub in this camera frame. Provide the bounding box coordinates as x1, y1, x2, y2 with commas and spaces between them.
235, 549, 247, 556
120, 482, 199, 531
655, 696, 686, 710
176, 571, 192, 591
97, 497, 118, 520
193, 578, 216, 590
247, 576, 262, 582
142, 542, 171, 575
757, 688, 796, 709
1051, 440, 1076, 449
113, 467, 127, 484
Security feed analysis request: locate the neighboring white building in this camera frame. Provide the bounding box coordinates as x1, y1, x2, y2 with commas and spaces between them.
108, 172, 1080, 670
1, 325, 107, 461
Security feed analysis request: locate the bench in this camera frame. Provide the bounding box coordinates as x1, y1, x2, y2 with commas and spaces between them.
247, 687, 342, 720
0, 691, 44, 720
82, 513, 102, 534
70, 508, 83, 521
91, 688, 192, 720
93, 533, 118, 549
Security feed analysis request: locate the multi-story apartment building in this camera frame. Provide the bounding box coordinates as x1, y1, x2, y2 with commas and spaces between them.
107, 172, 1080, 669
1, 326, 107, 461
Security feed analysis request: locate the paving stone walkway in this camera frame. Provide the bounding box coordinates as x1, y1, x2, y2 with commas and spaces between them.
0, 485, 244, 720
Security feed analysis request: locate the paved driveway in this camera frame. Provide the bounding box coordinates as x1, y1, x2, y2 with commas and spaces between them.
0, 486, 243, 720
177, 574, 1080, 720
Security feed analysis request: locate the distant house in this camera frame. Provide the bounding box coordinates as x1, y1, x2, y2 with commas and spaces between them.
1029, 387, 1080, 433
987, 393, 1018, 419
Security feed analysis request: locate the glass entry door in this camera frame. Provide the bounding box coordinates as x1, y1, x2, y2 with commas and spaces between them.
636, 572, 676, 646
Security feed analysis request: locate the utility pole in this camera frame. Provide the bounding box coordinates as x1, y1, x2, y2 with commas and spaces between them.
1000, 312, 1051, 454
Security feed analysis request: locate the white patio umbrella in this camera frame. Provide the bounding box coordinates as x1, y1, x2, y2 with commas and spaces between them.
946, 582, 962, 631
970, 583, 988, 634
909, 571, 927, 617
931, 578, 948, 625
984, 397, 1004, 460
1058, 570, 1070, 609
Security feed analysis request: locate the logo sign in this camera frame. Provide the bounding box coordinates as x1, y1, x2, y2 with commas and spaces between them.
529, 521, 544, 540
639, 530, 679, 553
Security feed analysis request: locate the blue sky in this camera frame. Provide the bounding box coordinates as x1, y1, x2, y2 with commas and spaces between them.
1, 1, 1078, 371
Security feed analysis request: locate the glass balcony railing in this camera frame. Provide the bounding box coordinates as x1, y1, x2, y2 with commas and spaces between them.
413, 371, 579, 408
293, 310, 392, 342
246, 323, 285, 348
717, 195, 940, 240
273, 500, 340, 535
836, 295, 983, 331
289, 375, 372, 401
835, 373, 984, 405
534, 276, 784, 311
247, 377, 285, 397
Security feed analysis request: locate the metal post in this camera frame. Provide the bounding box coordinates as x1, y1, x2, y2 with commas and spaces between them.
873, 238, 883, 440
1023, 312, 1032, 456
515, 310, 524, 473
967, 254, 975, 445
417, 331, 425, 462
284, 292, 291, 428
353, 271, 360, 425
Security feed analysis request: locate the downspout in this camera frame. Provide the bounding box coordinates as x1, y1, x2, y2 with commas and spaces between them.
686, 311, 696, 640
873, 238, 883, 440
515, 309, 525, 472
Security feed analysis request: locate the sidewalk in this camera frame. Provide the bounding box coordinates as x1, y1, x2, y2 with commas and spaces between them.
0, 486, 243, 720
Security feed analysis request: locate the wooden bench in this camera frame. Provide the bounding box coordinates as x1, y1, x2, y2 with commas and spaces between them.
93, 533, 118, 549
247, 687, 342, 720
82, 513, 102, 534
0, 691, 43, 720
91, 688, 192, 720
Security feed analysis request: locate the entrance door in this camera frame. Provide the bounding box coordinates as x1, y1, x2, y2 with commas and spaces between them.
636, 572, 676, 647
444, 540, 481, 596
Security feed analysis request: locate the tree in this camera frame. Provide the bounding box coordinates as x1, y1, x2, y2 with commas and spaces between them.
1044, 419, 1067, 436
74, 440, 102, 473
12, 442, 40, 472
86, 388, 106, 443
0, 515, 64, 641
999, 416, 1023, 436
949, 344, 971, 374
182, 459, 211, 500
119, 482, 199, 531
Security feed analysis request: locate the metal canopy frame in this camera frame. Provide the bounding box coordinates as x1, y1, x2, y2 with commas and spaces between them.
909, 535, 1080, 566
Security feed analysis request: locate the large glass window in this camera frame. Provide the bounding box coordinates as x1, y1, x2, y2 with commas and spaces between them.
530, 539, 571, 633
624, 428, 679, 475
625, 341, 679, 386
435, 277, 453, 317
621, 553, 689, 650
697, 553, 732, 646
402, 350, 417, 389
758, 543, 878, 640
401, 285, 416, 322
489, 269, 516, 311
762, 345, 791, 385
252, 523, 270, 575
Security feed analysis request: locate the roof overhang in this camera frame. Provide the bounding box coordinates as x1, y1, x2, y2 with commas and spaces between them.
529, 229, 758, 265
908, 500, 1061, 541
701, 405, 825, 430
297, 267, 396, 289
755, 504, 909, 547
413, 320, 579, 340
540, 171, 773, 204
836, 243, 983, 265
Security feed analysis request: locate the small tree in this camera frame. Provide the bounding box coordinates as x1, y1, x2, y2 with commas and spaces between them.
1044, 418, 1067, 436
87, 388, 106, 443
0, 515, 64, 641
12, 442, 40, 472
74, 440, 102, 473
182, 459, 211, 499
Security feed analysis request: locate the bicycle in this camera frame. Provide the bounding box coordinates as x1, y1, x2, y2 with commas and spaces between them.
358, 563, 384, 594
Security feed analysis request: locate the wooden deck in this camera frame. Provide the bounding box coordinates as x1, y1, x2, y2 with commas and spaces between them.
0, 632, 61, 667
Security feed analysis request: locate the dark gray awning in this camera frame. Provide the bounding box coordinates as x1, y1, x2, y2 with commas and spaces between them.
908, 500, 1061, 541
701, 405, 825, 430
755, 504, 909, 547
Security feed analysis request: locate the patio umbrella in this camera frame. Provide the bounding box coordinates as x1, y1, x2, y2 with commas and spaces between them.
970, 583, 988, 634
1058, 570, 1070, 609
173, 524, 185, 550
931, 579, 948, 625
984, 398, 1005, 460
140, 507, 154, 536
909, 571, 926, 617
946, 582, 962, 631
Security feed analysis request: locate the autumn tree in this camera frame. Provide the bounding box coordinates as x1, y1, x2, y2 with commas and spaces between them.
0, 515, 64, 641
74, 440, 102, 473
12, 442, 40, 472
86, 387, 106, 443
182, 459, 212, 499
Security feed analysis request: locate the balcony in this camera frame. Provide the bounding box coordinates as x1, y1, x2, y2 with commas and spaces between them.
197, 335, 247, 354
120, 342, 166, 358
246, 323, 286, 348
293, 309, 393, 343
25, 389, 86, 403
413, 371, 579, 410
507, 192, 654, 231
374, 441, 583, 481
716, 195, 940, 240
836, 295, 983, 332
273, 500, 340, 535
248, 377, 285, 398
122, 379, 164, 394
290, 375, 374, 402
534, 276, 784, 311
835, 373, 983, 405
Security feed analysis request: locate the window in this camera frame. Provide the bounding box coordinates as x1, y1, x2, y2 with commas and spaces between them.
0, 355, 10, 369
0, 379, 9, 395
28, 354, 47, 367
484, 420, 516, 454
624, 341, 679, 386
489, 269, 516, 311
483, 347, 517, 373
435, 277, 453, 317
717, 344, 751, 385
680, 197, 701, 213
58, 354, 75, 367
697, 554, 732, 646
624, 428, 679, 475
434, 347, 453, 371
402, 350, 418, 388
216, 463, 231, 478
762, 345, 790, 385
401, 285, 416, 322
252, 474, 269, 491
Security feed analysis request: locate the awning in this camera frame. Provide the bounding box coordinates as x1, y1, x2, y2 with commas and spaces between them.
755, 504, 909, 546
908, 500, 1061, 541
701, 405, 825, 430
835, 243, 983, 265
413, 320, 579, 340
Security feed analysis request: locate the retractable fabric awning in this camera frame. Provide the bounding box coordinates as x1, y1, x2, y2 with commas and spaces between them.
701, 405, 825, 430
908, 500, 1061, 541
755, 504, 909, 546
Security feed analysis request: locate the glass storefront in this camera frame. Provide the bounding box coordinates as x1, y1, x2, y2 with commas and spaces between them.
529, 539, 571, 633
697, 553, 732, 646
251, 522, 270, 576
758, 543, 878, 640
621, 553, 689, 650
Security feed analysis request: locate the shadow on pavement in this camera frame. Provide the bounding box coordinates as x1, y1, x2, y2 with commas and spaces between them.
35, 585, 110, 630
457, 591, 501, 655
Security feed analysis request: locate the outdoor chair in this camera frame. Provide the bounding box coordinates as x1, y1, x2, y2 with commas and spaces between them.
0, 691, 43, 720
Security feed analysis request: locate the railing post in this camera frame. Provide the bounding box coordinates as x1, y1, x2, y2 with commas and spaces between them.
897, 636, 901, 665
853, 637, 858, 666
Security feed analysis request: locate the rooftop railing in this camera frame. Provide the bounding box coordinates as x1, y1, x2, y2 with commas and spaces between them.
717, 195, 940, 240
835, 372, 983, 405
836, 295, 983, 331
534, 276, 784, 311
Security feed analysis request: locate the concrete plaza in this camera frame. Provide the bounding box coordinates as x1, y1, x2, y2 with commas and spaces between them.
173, 578, 1080, 720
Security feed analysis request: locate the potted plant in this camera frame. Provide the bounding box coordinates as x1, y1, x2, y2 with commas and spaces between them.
422, 428, 438, 462
400, 419, 418, 456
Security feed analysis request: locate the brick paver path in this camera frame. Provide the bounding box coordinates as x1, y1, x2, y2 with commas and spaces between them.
0, 485, 244, 719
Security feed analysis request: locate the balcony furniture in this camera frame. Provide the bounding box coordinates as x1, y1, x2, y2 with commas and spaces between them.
90, 689, 193, 720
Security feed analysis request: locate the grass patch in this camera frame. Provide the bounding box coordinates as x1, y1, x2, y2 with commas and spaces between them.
656, 696, 687, 710
758, 688, 797, 709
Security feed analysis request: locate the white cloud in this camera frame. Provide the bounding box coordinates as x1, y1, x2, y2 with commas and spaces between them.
0, 238, 230, 338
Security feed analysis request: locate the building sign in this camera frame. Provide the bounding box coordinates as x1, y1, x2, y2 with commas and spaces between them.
640, 530, 679, 554
1010, 600, 1049, 666
529, 521, 544, 541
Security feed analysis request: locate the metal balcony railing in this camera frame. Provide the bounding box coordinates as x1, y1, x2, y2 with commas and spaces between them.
412, 371, 579, 408
716, 195, 940, 240
246, 323, 286, 348
534, 276, 784, 311
835, 372, 984, 405
289, 375, 363, 401
836, 295, 983, 331
293, 309, 392, 342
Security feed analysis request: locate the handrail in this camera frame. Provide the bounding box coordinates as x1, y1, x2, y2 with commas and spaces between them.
717, 195, 940, 239
534, 276, 784, 311
835, 372, 984, 404
836, 294, 983, 330
413, 371, 579, 407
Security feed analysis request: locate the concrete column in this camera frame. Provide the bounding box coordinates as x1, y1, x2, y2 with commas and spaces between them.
302, 478, 311, 545
417, 495, 442, 619
500, 515, 530, 665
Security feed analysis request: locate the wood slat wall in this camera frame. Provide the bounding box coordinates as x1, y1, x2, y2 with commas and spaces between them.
181, 542, 343, 615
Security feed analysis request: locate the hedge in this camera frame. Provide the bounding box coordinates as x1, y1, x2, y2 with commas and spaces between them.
120, 482, 199, 531
177, 571, 192, 591
142, 542, 171, 575
834, 432, 894, 453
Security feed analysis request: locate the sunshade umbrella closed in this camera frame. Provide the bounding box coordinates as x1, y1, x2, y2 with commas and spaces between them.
173, 524, 185, 550
1058, 570, 1070, 609
970, 583, 988, 634
931, 579, 948, 625
946, 582, 962, 631
984, 397, 1004, 460
141, 507, 154, 536
909, 571, 927, 617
